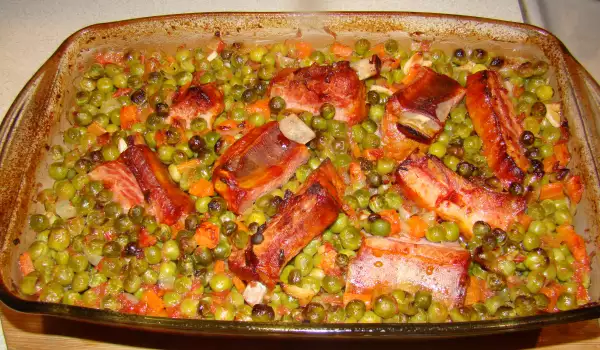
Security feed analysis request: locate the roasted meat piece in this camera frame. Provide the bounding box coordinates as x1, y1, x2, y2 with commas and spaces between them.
167, 83, 224, 128
88, 161, 144, 211
269, 62, 366, 126
229, 159, 344, 286
382, 66, 465, 161
120, 144, 194, 225
213, 121, 310, 214
396, 153, 526, 239
390, 66, 466, 143
466, 70, 529, 187
344, 236, 471, 308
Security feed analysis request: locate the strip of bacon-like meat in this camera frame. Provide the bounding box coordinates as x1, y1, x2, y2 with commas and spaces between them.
382, 66, 465, 160
167, 83, 224, 129
213, 121, 310, 214
88, 161, 144, 211
344, 236, 470, 308
229, 159, 344, 286
396, 153, 526, 239
269, 62, 366, 126
120, 145, 194, 225
466, 70, 529, 187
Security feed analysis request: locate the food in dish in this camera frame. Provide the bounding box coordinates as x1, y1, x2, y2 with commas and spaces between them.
19, 35, 589, 323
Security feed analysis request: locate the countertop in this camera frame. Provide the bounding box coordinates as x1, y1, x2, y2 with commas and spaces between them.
1, 0, 600, 349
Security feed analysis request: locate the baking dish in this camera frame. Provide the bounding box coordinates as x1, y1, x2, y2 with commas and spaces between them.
0, 12, 599, 338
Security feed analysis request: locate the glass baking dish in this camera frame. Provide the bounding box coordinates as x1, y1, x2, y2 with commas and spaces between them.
0, 12, 599, 338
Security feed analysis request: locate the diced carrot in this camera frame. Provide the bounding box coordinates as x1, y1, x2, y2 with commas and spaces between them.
97, 132, 111, 146
464, 276, 483, 306
378, 209, 402, 236
554, 142, 571, 166
363, 148, 384, 161
295, 41, 313, 59
94, 51, 124, 66
348, 162, 366, 186
141, 290, 165, 311
120, 105, 138, 130
166, 55, 176, 64
513, 85, 525, 98
232, 276, 246, 292
214, 260, 226, 274
539, 182, 565, 201
407, 215, 427, 239
155, 130, 166, 147
246, 98, 270, 118
556, 224, 589, 265
216, 119, 239, 131
371, 43, 386, 58
330, 42, 353, 58
189, 178, 215, 197
517, 214, 533, 230
543, 155, 557, 173
194, 222, 220, 249
138, 228, 157, 248
87, 121, 107, 136
176, 159, 202, 173
19, 252, 34, 277
565, 175, 584, 204
540, 282, 563, 312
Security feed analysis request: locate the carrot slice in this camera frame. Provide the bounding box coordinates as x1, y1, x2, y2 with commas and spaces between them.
554, 142, 571, 166
539, 182, 565, 200
189, 178, 215, 197
120, 105, 138, 130
19, 252, 34, 277
543, 155, 557, 173
407, 215, 427, 239
233, 276, 246, 292
246, 98, 270, 118
194, 222, 220, 249
214, 260, 226, 274
87, 121, 107, 136
295, 41, 313, 59
141, 290, 165, 311
464, 276, 483, 306
565, 175, 584, 204
330, 42, 353, 58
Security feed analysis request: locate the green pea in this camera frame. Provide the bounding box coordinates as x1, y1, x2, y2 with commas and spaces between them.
354, 39, 371, 56
249, 113, 265, 127
371, 219, 391, 237
322, 275, 344, 294
163, 240, 180, 260
40, 282, 64, 303
426, 225, 445, 243
48, 228, 70, 251
536, 85, 554, 101
340, 227, 362, 251
373, 295, 398, 319
554, 209, 572, 225
428, 142, 447, 158
210, 273, 233, 292
383, 191, 403, 210
376, 157, 395, 175
294, 253, 313, 276
427, 301, 448, 323
557, 293, 576, 311
414, 291, 432, 310
345, 299, 366, 320
526, 271, 545, 293
49, 162, 68, 180
30, 214, 50, 233
362, 133, 381, 149
442, 222, 460, 241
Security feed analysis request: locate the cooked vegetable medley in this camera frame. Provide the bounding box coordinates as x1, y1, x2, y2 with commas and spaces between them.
20, 34, 590, 323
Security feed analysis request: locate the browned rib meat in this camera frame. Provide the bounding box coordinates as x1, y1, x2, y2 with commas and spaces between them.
88, 161, 144, 211
269, 62, 366, 126
382, 66, 465, 161
344, 236, 471, 308
229, 159, 344, 286
213, 121, 310, 214
466, 70, 529, 187
167, 83, 224, 129
120, 145, 194, 225
396, 153, 526, 239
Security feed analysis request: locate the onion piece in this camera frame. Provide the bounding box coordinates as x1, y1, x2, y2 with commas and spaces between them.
403, 52, 432, 75
282, 284, 316, 306
118, 138, 128, 154
350, 55, 381, 80
278, 114, 316, 144
243, 281, 267, 306
545, 102, 562, 127
123, 293, 139, 304
55, 200, 77, 219
206, 50, 218, 62
369, 85, 394, 95
84, 250, 103, 266
100, 98, 122, 115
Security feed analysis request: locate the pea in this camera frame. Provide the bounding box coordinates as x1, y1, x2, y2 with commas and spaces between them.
249, 46, 268, 63
320, 103, 336, 120
48, 228, 70, 251
426, 225, 445, 243
49, 162, 68, 180
40, 282, 64, 303
536, 85, 554, 101
414, 291, 432, 310
322, 275, 343, 294
376, 157, 395, 175
426, 301, 448, 323
554, 209, 572, 225
368, 104, 385, 122
442, 222, 460, 241
428, 142, 447, 158
371, 219, 391, 237
30, 214, 49, 232
252, 304, 275, 322
345, 299, 366, 320
339, 226, 362, 251
365, 295, 395, 320
294, 253, 313, 276
362, 133, 381, 149
557, 293, 576, 311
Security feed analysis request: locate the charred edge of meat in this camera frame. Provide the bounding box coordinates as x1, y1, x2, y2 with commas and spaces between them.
396, 123, 432, 143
